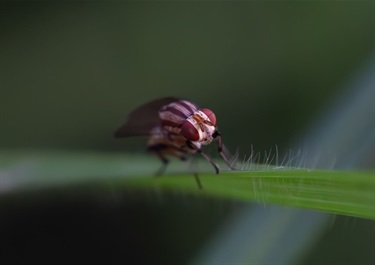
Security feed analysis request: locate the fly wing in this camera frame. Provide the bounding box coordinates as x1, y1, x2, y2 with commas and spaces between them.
114, 97, 182, 138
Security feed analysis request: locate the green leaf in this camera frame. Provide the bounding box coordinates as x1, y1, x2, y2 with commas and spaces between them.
125, 170, 374, 219
1, 150, 374, 219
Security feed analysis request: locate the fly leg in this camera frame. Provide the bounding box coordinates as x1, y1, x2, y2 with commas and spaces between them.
149, 144, 189, 176
186, 141, 220, 174
149, 142, 204, 190
197, 149, 220, 174
148, 144, 169, 176
174, 145, 202, 190
213, 131, 237, 170
155, 148, 202, 190
193, 172, 203, 190
155, 151, 169, 176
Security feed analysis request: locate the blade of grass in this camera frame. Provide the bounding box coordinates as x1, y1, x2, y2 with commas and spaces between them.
1, 150, 374, 219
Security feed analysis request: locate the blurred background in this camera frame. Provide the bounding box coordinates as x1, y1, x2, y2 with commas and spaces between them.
1, 1, 374, 265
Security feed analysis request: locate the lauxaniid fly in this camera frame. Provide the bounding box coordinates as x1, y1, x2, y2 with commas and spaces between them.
114, 97, 235, 189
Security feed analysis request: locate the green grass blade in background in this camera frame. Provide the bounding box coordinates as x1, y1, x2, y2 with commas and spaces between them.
1, 150, 374, 219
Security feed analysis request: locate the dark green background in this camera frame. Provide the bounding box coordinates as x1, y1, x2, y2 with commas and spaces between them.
1, 1, 374, 154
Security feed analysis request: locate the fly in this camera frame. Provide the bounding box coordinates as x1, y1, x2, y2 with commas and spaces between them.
114, 97, 236, 189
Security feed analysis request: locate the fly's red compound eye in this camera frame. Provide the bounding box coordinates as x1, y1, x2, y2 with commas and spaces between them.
180, 120, 199, 141
201, 108, 217, 126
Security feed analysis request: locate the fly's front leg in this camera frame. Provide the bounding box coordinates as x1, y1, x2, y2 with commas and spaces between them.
213, 131, 236, 170
186, 141, 220, 174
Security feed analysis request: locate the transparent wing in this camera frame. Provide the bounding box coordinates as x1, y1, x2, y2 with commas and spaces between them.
114, 97, 182, 138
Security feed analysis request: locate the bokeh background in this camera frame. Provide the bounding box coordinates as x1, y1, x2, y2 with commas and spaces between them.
1, 1, 373, 155
1, 1, 374, 265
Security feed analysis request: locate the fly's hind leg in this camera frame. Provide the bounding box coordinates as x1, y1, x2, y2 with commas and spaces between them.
149, 144, 187, 176
148, 144, 169, 176
155, 152, 169, 176
149, 143, 203, 190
